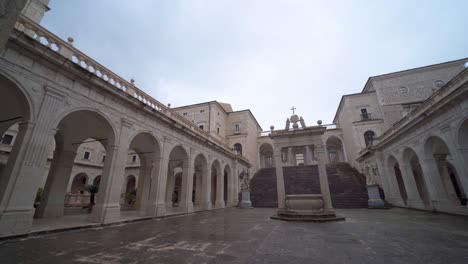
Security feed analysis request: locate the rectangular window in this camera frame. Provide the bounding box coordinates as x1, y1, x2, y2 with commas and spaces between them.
360, 108, 370, 120
132, 155, 137, 163
295, 153, 304, 166
83, 151, 91, 160
102, 155, 106, 162
200, 110, 205, 113
217, 126, 220, 134
234, 123, 240, 134
1, 134, 13, 145
199, 125, 204, 130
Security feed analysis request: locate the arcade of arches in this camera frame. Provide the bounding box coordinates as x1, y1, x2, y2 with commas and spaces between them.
0, 70, 245, 237
1, 6, 468, 239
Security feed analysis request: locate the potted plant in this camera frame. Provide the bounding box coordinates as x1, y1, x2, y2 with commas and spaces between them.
34, 188, 43, 208
81, 184, 99, 212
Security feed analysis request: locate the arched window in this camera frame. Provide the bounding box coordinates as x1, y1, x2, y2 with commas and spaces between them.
364, 131, 376, 147
234, 143, 242, 156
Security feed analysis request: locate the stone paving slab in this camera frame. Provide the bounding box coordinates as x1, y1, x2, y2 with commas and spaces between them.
0, 208, 467, 264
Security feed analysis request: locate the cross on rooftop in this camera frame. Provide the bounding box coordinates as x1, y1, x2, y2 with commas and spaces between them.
290, 106, 296, 115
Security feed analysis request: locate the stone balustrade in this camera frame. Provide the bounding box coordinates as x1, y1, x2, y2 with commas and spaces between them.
14, 15, 237, 155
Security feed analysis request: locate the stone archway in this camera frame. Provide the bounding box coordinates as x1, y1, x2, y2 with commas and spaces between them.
326, 136, 345, 164
259, 143, 274, 168
93, 175, 101, 188
388, 155, 408, 206
35, 109, 116, 221
402, 148, 431, 208
70, 173, 88, 194
165, 145, 189, 212
425, 136, 466, 206
126, 132, 160, 214
0, 73, 33, 213
193, 154, 207, 209
123, 175, 137, 206
211, 160, 222, 207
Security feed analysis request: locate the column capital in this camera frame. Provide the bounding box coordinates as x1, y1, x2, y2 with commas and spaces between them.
121, 118, 133, 129
45, 85, 69, 99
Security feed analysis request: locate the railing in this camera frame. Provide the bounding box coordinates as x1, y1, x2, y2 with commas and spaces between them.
14, 16, 235, 154
360, 113, 372, 121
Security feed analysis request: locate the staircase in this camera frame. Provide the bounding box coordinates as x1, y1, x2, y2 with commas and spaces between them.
250, 168, 278, 208
283, 165, 321, 194
250, 162, 368, 209
327, 162, 368, 208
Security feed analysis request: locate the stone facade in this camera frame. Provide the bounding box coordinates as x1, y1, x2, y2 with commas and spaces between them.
0, 6, 249, 237
1, 0, 467, 238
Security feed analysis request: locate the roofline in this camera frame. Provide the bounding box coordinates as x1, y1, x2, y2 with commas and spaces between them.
332, 91, 376, 123
171, 100, 229, 114
361, 57, 468, 92
171, 101, 263, 130
229, 109, 263, 131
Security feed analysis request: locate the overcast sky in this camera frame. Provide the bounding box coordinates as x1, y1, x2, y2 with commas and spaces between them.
41, 0, 468, 130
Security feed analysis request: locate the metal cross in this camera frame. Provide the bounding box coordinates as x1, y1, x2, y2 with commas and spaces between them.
290, 106, 296, 115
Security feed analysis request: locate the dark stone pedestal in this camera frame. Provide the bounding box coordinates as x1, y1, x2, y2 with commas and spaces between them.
239, 191, 253, 208
367, 184, 386, 209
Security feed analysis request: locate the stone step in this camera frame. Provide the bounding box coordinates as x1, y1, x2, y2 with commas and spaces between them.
250, 163, 369, 209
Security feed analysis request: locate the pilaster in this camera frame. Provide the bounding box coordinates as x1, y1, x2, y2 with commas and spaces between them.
273, 147, 286, 209
89, 119, 132, 223
179, 149, 194, 213
315, 144, 334, 212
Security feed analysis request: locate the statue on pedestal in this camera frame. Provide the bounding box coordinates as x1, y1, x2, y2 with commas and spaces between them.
363, 161, 385, 209
238, 169, 252, 208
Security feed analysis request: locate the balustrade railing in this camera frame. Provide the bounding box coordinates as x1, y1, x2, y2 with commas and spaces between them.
14, 16, 234, 154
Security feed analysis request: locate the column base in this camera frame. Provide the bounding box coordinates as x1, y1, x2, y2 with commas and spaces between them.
367, 185, 385, 209
35, 203, 64, 219
215, 200, 225, 209
201, 202, 212, 210
407, 198, 426, 210
89, 203, 121, 223
0, 209, 35, 238
147, 203, 166, 217
239, 190, 252, 208
178, 202, 194, 213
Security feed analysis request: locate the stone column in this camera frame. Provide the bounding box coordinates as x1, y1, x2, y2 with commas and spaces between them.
194, 171, 204, 207
288, 147, 294, 166
226, 166, 235, 207
165, 169, 175, 208
89, 119, 132, 223
451, 149, 468, 201
232, 160, 239, 206
437, 160, 460, 203
135, 160, 153, 215
147, 139, 170, 217
305, 145, 312, 165
35, 148, 77, 218
0, 88, 66, 237
315, 144, 334, 212
399, 164, 425, 209
273, 147, 286, 209
201, 159, 212, 210
215, 163, 225, 208
179, 149, 194, 213
419, 157, 453, 211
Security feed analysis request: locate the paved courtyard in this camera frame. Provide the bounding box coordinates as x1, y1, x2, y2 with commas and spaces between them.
0, 208, 467, 264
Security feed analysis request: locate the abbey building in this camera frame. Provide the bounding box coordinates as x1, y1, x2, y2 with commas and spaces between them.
0, 0, 467, 237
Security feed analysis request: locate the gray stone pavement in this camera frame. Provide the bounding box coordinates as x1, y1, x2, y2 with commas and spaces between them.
0, 208, 467, 264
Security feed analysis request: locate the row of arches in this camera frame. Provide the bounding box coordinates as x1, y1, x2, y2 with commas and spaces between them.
387, 132, 468, 210
257, 136, 347, 169
0, 71, 238, 235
